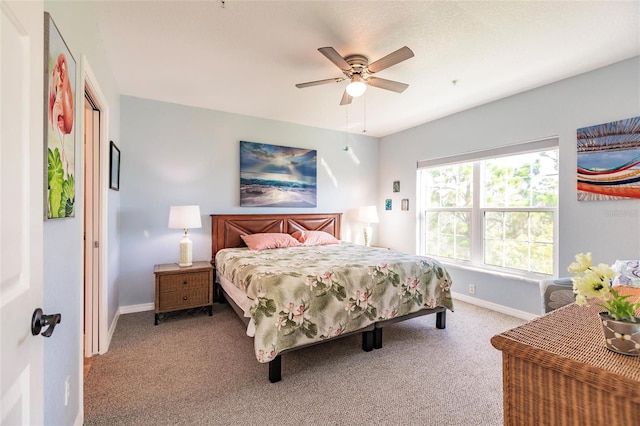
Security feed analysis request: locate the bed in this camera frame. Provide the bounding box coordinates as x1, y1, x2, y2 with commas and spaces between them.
211, 213, 454, 382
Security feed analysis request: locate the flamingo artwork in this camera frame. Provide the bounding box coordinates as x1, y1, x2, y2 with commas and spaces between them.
45, 13, 76, 219
48, 53, 74, 173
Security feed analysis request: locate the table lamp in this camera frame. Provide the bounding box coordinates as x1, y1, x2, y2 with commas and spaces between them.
356, 205, 379, 247
168, 205, 202, 267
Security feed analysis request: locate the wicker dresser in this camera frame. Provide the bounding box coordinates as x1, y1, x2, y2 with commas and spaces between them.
491, 301, 640, 426
153, 261, 214, 325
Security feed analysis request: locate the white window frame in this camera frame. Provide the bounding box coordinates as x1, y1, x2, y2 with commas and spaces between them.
417, 137, 559, 279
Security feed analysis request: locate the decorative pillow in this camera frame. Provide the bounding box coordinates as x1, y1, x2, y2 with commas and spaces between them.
291, 230, 340, 246
539, 278, 574, 313
612, 260, 640, 287
240, 233, 301, 250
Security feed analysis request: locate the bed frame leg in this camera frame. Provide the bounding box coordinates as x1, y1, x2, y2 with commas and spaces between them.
362, 330, 374, 352
215, 284, 227, 304
373, 328, 383, 349
436, 310, 446, 329
269, 356, 282, 383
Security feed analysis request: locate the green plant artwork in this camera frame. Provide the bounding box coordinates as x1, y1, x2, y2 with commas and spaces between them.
47, 147, 75, 218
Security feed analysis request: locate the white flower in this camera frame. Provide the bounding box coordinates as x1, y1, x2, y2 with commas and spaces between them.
568, 252, 592, 274
568, 252, 640, 322
571, 271, 609, 299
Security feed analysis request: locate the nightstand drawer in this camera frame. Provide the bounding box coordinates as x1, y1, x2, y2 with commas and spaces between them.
158, 271, 209, 293
153, 261, 214, 325
158, 287, 210, 311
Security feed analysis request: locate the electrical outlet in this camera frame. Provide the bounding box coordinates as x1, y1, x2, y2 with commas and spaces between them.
468, 284, 476, 294
65, 376, 70, 406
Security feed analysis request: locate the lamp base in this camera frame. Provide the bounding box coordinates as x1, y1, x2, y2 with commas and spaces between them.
178, 234, 193, 267
363, 225, 372, 247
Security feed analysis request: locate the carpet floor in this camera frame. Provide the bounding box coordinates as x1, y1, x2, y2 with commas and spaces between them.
84, 300, 524, 425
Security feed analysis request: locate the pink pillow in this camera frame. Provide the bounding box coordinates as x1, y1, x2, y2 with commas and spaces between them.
241, 233, 301, 250
292, 230, 340, 246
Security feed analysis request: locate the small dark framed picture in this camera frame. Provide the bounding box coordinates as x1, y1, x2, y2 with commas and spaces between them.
109, 141, 120, 191
393, 181, 400, 192
401, 199, 409, 211
385, 199, 392, 210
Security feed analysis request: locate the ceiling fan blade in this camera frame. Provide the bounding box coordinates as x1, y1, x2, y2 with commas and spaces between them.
339, 90, 353, 105
318, 47, 352, 72
367, 77, 409, 93
295, 77, 345, 88
367, 46, 414, 73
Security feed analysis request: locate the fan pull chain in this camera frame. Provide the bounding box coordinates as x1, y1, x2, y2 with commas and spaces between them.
344, 105, 349, 151
362, 91, 367, 134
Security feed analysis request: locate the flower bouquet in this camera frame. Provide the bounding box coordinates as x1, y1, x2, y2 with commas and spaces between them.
569, 252, 640, 356
569, 252, 640, 322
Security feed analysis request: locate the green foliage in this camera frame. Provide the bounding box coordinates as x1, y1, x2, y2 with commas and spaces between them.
307, 274, 347, 301
399, 279, 423, 306
61, 174, 75, 217
346, 292, 377, 320
483, 151, 558, 208
250, 297, 277, 324
434, 265, 444, 279
47, 147, 75, 218
425, 211, 471, 261
276, 311, 318, 338
301, 319, 318, 338
370, 266, 400, 286
423, 149, 558, 274
598, 288, 640, 322
427, 162, 473, 208
47, 148, 64, 218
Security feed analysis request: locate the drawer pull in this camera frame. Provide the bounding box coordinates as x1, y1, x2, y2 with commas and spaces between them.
183, 296, 188, 301
183, 280, 188, 285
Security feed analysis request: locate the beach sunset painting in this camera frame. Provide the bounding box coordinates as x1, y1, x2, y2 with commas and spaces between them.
240, 141, 317, 207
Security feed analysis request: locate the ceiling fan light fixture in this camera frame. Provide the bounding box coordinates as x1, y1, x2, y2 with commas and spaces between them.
346, 75, 367, 97
296, 46, 413, 105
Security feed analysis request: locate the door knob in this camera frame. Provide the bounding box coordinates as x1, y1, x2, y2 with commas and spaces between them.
31, 308, 61, 337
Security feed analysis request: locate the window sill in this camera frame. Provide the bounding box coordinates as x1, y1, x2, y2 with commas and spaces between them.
436, 259, 548, 285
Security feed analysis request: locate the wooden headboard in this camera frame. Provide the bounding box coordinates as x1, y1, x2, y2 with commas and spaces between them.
211, 213, 342, 262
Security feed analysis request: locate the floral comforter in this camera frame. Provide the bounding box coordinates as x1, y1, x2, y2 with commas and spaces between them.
215, 242, 454, 363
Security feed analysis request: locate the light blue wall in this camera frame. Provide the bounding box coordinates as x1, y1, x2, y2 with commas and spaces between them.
31, 3, 639, 423
119, 96, 379, 307
42, 1, 120, 424
379, 57, 640, 315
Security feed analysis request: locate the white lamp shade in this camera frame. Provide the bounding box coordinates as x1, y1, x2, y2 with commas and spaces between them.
346, 76, 367, 98
356, 205, 379, 224
168, 205, 202, 230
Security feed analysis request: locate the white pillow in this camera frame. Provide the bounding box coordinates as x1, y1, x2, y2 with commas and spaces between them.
612, 260, 640, 287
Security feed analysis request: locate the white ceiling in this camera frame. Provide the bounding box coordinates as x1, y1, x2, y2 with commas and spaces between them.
94, 1, 640, 138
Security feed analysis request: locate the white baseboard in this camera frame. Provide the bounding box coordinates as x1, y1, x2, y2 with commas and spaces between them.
103, 312, 118, 354
101, 303, 154, 355
119, 302, 154, 314
451, 292, 539, 321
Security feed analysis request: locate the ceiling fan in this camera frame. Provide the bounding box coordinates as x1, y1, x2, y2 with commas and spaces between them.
295, 46, 414, 105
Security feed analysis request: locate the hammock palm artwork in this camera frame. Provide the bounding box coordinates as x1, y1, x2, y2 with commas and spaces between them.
577, 116, 640, 201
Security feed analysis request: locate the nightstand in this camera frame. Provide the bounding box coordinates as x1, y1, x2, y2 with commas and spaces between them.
153, 261, 214, 325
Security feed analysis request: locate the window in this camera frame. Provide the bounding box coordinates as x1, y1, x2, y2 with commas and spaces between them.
417, 139, 558, 277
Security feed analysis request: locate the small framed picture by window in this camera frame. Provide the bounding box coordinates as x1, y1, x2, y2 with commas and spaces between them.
385, 199, 392, 210
109, 141, 120, 191
401, 199, 409, 211
393, 181, 400, 192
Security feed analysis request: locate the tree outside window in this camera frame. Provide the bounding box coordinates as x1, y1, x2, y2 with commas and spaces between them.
419, 147, 558, 277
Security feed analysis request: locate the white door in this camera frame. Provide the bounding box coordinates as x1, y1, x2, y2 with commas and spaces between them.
1, 1, 45, 424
